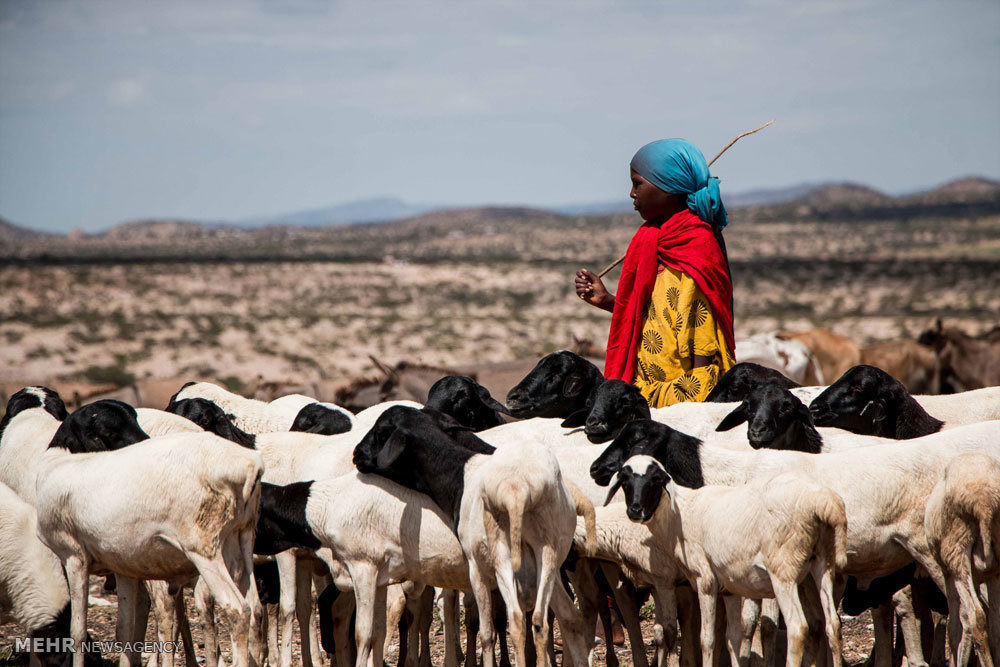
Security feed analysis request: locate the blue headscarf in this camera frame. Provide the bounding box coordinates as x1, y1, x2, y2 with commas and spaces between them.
630, 138, 729, 230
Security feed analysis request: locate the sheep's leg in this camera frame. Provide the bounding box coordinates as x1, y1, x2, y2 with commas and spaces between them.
722, 596, 744, 667
195, 578, 221, 667
569, 560, 616, 667
372, 585, 389, 667
891, 587, 928, 667
385, 585, 407, 666
495, 593, 512, 667
548, 576, 595, 667
954, 572, 992, 667
810, 556, 842, 667
233, 535, 262, 667
116, 576, 144, 667
986, 577, 1000, 664
187, 551, 252, 667
466, 560, 498, 667
175, 591, 198, 667
296, 564, 318, 667
695, 585, 719, 667
649, 586, 678, 667
65, 555, 90, 667
675, 586, 700, 667
147, 581, 177, 667
331, 591, 357, 667
756, 598, 779, 667
349, 564, 381, 667
869, 604, 894, 667
769, 579, 808, 667
266, 605, 279, 667
738, 598, 761, 665
440, 589, 462, 667
463, 593, 479, 667
274, 550, 298, 667
416, 586, 434, 667
531, 541, 583, 667
491, 554, 527, 667
310, 574, 328, 667
610, 576, 649, 667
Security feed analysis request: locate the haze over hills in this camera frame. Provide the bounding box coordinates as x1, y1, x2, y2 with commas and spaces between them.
2, 177, 998, 244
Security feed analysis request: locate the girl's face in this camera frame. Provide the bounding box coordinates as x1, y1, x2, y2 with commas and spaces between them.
630, 169, 683, 223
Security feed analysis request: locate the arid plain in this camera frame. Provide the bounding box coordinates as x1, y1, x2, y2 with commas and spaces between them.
2, 182, 999, 401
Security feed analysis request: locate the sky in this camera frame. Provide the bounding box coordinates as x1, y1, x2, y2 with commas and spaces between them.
1, 0, 998, 233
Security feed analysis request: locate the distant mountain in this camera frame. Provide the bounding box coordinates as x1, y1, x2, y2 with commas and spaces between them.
903, 176, 1000, 203
390, 206, 562, 226
240, 197, 439, 227
0, 217, 57, 243
555, 182, 851, 216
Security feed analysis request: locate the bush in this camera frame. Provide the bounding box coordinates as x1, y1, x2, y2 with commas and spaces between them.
81, 364, 135, 388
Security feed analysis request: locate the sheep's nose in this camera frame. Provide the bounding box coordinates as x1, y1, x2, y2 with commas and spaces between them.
585, 418, 608, 433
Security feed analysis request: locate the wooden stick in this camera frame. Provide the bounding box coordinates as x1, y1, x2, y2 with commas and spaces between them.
594, 120, 774, 279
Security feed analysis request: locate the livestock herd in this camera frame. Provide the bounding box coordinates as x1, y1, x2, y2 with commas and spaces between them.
1, 352, 999, 667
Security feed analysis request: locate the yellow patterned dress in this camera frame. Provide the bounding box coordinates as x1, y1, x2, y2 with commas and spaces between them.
633, 266, 735, 407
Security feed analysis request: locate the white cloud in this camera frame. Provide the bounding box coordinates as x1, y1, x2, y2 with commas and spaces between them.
106, 77, 147, 106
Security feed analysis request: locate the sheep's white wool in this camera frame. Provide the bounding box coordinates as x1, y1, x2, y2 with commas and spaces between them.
0, 482, 68, 632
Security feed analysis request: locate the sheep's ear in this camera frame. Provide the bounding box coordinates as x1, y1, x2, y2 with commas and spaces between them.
376, 430, 407, 468
603, 473, 623, 506
561, 409, 589, 428
562, 373, 585, 398
48, 416, 83, 451
475, 386, 511, 415
591, 441, 627, 486
716, 404, 747, 431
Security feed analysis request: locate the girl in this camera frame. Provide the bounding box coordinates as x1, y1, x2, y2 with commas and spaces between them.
576, 138, 735, 407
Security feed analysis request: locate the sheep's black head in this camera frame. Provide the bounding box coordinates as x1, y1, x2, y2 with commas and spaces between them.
809, 365, 907, 435
165, 380, 199, 409
1, 386, 68, 442
31, 603, 103, 667
562, 379, 650, 444
48, 400, 149, 453
704, 362, 800, 403
591, 419, 665, 486
505, 351, 603, 419
426, 375, 509, 431
604, 455, 672, 524
290, 403, 352, 436
716, 383, 821, 453
167, 397, 256, 448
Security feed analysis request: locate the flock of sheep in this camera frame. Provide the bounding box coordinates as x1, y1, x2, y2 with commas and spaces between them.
1, 351, 999, 667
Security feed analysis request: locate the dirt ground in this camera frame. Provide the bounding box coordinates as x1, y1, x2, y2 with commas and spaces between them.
0, 577, 883, 667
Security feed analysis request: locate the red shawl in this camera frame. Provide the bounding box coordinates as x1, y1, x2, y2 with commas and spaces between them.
604, 209, 735, 382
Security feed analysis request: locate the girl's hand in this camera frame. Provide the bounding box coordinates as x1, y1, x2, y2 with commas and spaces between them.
575, 269, 615, 312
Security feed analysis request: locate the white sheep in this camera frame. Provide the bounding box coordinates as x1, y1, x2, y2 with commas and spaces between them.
170, 381, 294, 433
596, 455, 847, 667
35, 430, 264, 667
595, 419, 1000, 666
0, 482, 76, 659
352, 406, 594, 667
924, 453, 1000, 667
0, 387, 67, 504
